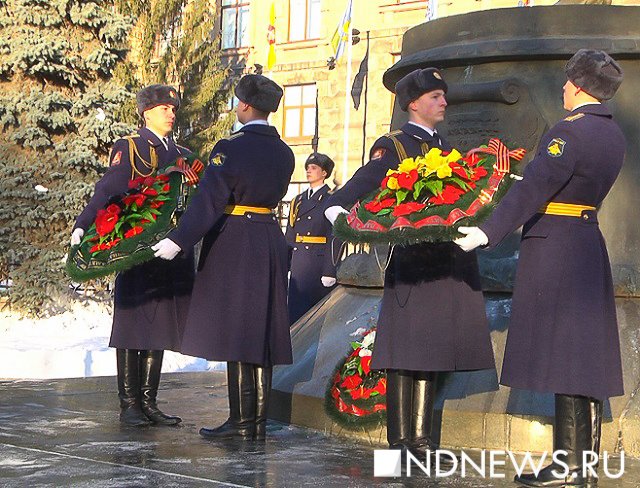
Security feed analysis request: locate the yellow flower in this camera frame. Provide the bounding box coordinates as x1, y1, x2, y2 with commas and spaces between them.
397, 157, 420, 174
386, 176, 400, 190
421, 148, 462, 179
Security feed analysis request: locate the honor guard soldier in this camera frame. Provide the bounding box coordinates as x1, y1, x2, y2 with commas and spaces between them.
71, 85, 195, 427
153, 74, 295, 441
456, 49, 625, 487
286, 152, 341, 325
325, 68, 495, 459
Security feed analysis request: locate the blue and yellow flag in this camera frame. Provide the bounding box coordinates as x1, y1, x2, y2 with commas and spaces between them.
330, 0, 353, 64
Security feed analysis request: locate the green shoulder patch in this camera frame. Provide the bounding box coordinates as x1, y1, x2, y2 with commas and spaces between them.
547, 138, 566, 158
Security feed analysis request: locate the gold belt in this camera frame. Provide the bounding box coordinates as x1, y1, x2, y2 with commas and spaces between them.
538, 202, 596, 217
224, 205, 274, 215
295, 234, 327, 244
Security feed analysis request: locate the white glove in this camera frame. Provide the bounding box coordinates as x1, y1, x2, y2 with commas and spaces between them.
324, 206, 348, 225
321, 276, 337, 287
70, 228, 84, 246
152, 238, 182, 260
454, 226, 489, 252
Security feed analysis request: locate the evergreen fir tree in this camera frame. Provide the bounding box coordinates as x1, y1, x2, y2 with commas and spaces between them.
0, 0, 134, 314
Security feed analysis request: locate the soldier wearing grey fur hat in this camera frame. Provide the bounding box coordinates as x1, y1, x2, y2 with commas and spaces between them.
455, 49, 625, 486
71, 83, 194, 428
325, 67, 495, 461
153, 74, 295, 441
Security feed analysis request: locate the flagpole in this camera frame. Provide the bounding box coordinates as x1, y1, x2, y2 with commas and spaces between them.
361, 30, 369, 167
341, 4, 354, 186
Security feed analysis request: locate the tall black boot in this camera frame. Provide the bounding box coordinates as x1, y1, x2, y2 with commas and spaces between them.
139, 350, 181, 426
200, 362, 256, 440
411, 372, 437, 450
116, 349, 150, 427
386, 369, 413, 451
254, 365, 272, 441
515, 394, 592, 487
587, 398, 603, 482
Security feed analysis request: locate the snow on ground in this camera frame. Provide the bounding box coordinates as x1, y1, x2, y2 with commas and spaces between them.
0, 300, 222, 380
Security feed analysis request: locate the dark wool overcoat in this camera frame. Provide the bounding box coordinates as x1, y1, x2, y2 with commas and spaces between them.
74, 127, 195, 351
328, 122, 495, 372
285, 184, 340, 324
481, 104, 625, 401
169, 124, 295, 366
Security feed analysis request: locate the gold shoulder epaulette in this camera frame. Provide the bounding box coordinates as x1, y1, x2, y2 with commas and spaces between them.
124, 134, 140, 139
564, 113, 585, 122
384, 129, 403, 138
226, 133, 245, 141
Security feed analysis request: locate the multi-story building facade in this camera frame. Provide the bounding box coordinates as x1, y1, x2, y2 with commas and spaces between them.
215, 0, 639, 200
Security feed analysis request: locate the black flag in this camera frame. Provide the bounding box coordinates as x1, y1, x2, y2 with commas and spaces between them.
351, 51, 368, 110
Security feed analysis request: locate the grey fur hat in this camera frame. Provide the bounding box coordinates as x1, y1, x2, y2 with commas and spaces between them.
235, 74, 283, 113
305, 152, 335, 178
565, 49, 623, 100
395, 68, 448, 111
136, 84, 180, 116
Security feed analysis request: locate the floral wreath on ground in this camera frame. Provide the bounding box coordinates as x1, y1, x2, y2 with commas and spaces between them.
67, 154, 205, 282
333, 138, 526, 245
324, 326, 387, 430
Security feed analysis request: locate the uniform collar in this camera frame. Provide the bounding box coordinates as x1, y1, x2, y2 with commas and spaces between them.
401, 122, 439, 141
139, 127, 166, 147
308, 184, 328, 199
407, 121, 437, 137
238, 124, 280, 137
569, 103, 611, 118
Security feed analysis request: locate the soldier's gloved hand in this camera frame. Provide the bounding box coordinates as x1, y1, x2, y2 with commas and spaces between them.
152, 238, 182, 260
324, 206, 348, 225
70, 228, 84, 246
454, 227, 488, 252
321, 276, 337, 287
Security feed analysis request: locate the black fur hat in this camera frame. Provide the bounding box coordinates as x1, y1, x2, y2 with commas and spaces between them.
136, 84, 180, 116
565, 49, 623, 101
305, 152, 335, 178
235, 74, 283, 113
395, 68, 448, 112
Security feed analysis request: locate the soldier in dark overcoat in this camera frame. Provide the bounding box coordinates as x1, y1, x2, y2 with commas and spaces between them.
71, 85, 195, 427
153, 74, 295, 441
325, 68, 495, 458
455, 49, 625, 487
286, 153, 340, 324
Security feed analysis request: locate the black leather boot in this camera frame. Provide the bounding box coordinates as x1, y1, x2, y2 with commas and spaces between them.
139, 350, 181, 426
116, 349, 150, 427
410, 372, 448, 465
386, 369, 413, 452
200, 362, 256, 440
586, 398, 603, 483
254, 365, 272, 441
515, 394, 592, 487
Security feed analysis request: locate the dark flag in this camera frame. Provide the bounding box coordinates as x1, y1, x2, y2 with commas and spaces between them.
351, 51, 368, 110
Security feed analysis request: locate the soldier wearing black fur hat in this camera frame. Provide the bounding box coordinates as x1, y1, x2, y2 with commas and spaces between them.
71, 84, 196, 427
153, 74, 295, 441
286, 152, 341, 325
325, 68, 495, 460
456, 49, 625, 486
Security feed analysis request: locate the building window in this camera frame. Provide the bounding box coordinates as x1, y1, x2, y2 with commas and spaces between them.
288, 0, 321, 42
283, 84, 317, 140
222, 0, 250, 49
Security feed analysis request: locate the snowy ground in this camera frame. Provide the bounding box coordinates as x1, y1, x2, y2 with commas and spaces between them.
0, 300, 222, 380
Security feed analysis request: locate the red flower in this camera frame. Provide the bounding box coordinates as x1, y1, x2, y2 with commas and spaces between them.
350, 386, 372, 400
331, 386, 340, 399
89, 243, 102, 253
128, 177, 146, 189
381, 173, 398, 189
162, 183, 170, 192
156, 174, 170, 182
428, 185, 465, 205
143, 176, 156, 187
392, 201, 426, 217
462, 153, 480, 166
142, 187, 158, 196
373, 403, 387, 412
150, 200, 165, 209
449, 162, 469, 179
106, 204, 121, 215
341, 374, 363, 390
123, 194, 147, 207
397, 169, 419, 190
361, 356, 372, 375
95, 209, 119, 236
364, 197, 395, 213
89, 238, 120, 253
470, 165, 488, 181
349, 404, 367, 416
373, 378, 387, 396
124, 226, 144, 239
